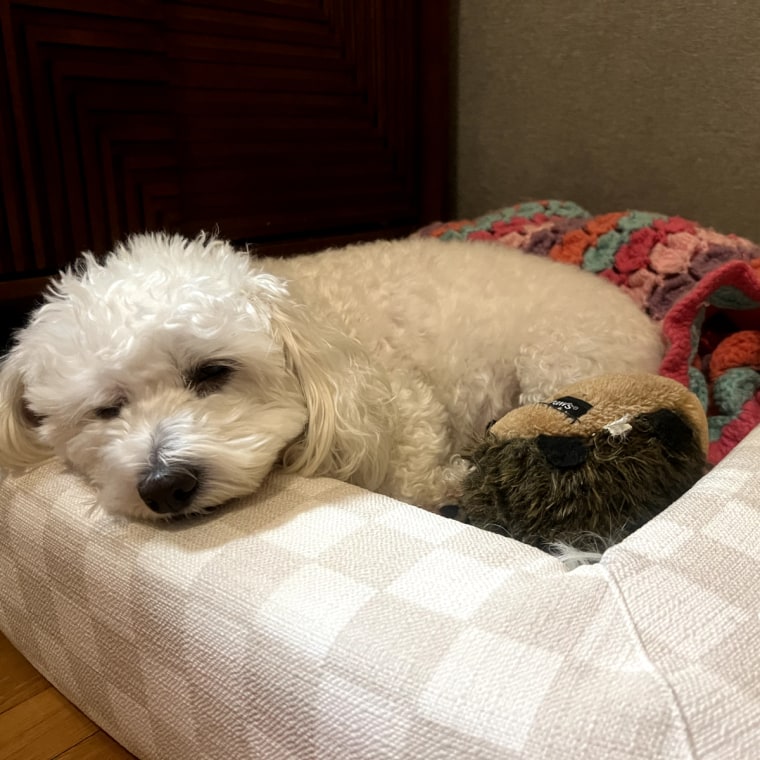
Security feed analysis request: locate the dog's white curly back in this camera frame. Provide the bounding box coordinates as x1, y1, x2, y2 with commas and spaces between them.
0, 233, 663, 519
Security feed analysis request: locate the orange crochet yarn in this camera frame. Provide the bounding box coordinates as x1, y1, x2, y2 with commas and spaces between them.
709, 331, 760, 382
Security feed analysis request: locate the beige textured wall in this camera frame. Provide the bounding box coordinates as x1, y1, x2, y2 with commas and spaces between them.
454, 0, 760, 240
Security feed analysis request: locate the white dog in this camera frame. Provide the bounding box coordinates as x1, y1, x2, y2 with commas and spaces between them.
0, 233, 663, 519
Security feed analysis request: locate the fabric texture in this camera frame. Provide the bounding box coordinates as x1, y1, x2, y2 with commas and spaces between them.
421, 200, 760, 465
2, 428, 760, 759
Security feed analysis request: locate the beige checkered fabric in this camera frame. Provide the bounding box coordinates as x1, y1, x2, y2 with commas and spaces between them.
2, 429, 760, 759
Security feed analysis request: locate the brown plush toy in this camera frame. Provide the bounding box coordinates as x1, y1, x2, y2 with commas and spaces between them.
456, 373, 708, 556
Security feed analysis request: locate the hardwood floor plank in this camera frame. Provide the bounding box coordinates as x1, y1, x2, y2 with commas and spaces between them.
0, 633, 136, 759
0, 686, 97, 760
56, 731, 136, 759
0, 633, 48, 714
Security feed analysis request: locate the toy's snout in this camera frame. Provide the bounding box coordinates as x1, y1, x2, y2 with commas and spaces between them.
536, 435, 588, 468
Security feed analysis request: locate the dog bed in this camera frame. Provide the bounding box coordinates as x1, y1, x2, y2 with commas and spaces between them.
1, 429, 759, 758
2, 206, 760, 758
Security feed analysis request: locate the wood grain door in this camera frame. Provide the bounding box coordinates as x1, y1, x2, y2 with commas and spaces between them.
0, 0, 449, 298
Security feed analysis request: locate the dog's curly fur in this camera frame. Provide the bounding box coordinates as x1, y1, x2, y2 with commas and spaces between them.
0, 233, 663, 519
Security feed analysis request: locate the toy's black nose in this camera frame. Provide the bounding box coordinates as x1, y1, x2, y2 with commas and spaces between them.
138, 464, 200, 514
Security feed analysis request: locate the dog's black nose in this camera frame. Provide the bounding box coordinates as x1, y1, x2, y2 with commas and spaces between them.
137, 464, 200, 514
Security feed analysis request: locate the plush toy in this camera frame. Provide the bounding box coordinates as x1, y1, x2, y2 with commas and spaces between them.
455, 373, 709, 555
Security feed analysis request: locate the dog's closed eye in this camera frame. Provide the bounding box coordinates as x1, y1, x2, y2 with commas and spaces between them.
186, 362, 235, 396
93, 397, 127, 420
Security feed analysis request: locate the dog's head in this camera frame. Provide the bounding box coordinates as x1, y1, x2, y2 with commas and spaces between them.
0, 233, 390, 519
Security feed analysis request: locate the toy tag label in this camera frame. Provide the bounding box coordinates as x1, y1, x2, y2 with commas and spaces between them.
547, 396, 592, 420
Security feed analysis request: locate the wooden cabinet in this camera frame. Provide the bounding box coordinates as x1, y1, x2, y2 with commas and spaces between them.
0, 0, 449, 336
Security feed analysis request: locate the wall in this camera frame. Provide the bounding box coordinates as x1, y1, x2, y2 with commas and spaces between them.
454, 0, 760, 240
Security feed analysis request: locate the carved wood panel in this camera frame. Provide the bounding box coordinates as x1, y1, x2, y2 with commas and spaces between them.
0, 0, 449, 288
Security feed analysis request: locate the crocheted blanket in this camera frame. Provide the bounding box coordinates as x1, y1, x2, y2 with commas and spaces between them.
420, 200, 760, 464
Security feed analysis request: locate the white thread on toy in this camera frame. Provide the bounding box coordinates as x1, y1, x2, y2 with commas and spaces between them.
604, 414, 633, 437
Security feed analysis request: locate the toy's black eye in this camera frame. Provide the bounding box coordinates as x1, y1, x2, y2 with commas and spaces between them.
187, 362, 234, 396
94, 398, 126, 420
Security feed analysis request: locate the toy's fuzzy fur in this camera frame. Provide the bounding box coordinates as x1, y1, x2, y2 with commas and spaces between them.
459, 410, 706, 553
0, 233, 664, 519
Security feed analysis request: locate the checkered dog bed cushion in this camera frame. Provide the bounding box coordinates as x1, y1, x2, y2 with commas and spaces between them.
2, 425, 760, 758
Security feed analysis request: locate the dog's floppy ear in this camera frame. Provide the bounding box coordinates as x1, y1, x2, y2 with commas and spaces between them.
251, 274, 393, 490
0, 349, 52, 473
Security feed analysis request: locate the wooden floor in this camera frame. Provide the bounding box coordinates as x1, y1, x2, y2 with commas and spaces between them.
0, 632, 135, 760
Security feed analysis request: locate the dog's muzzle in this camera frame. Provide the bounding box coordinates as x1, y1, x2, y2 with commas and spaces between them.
137, 463, 201, 514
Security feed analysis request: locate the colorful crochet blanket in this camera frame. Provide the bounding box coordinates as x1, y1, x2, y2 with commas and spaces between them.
420, 200, 760, 464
